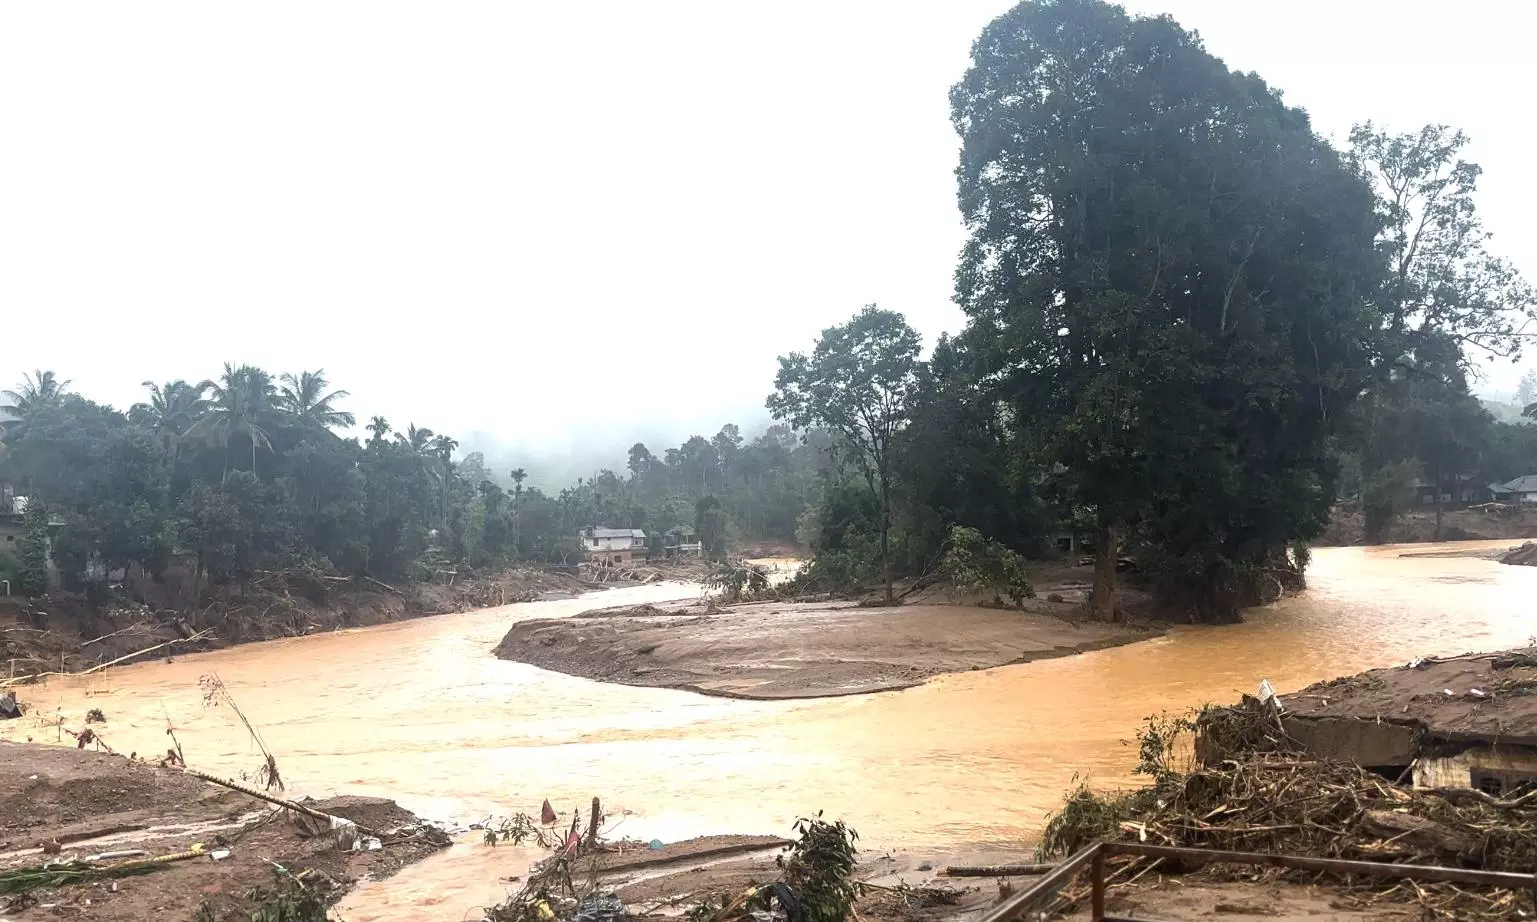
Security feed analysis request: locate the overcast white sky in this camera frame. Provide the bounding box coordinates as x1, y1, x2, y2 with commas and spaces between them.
3, 1, 1534, 470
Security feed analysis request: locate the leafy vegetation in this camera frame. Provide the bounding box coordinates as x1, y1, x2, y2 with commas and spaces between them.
0, 365, 832, 602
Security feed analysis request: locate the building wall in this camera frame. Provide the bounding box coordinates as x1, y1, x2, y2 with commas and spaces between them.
1413, 745, 1537, 793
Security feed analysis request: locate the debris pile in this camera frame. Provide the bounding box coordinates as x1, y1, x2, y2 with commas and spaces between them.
1498, 541, 1537, 567
484, 811, 866, 922
1041, 702, 1537, 920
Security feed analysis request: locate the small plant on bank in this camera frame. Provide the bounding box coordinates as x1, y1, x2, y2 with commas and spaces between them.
778, 812, 861, 922
85, 708, 106, 724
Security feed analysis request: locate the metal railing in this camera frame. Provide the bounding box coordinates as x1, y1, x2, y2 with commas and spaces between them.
979, 841, 1537, 922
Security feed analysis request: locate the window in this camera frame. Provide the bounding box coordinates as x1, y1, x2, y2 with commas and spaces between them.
591, 538, 600, 547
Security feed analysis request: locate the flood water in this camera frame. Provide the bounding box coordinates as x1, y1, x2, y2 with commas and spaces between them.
4, 542, 1536, 918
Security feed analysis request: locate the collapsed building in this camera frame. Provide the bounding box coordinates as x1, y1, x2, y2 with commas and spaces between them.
1277, 650, 1537, 797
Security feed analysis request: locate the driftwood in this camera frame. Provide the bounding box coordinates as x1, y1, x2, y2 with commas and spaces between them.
180, 767, 380, 838
0, 630, 214, 687
939, 863, 1055, 877
362, 575, 402, 595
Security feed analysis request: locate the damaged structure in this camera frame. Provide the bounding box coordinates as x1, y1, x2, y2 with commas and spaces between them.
1279, 651, 1537, 797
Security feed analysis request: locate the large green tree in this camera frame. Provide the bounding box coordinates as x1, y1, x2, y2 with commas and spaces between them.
951, 0, 1385, 621
768, 306, 923, 602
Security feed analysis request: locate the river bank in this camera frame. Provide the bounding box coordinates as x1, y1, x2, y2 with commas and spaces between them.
0, 564, 666, 686
0, 741, 447, 920
1317, 505, 1537, 546
494, 597, 1155, 700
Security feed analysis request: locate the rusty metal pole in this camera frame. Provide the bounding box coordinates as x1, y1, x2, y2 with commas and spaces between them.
1091, 848, 1106, 921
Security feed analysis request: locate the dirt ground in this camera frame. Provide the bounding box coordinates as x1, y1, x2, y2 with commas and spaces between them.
1317, 505, 1537, 546
493, 585, 1154, 699
1280, 648, 1537, 742
1058, 874, 1418, 920
0, 565, 608, 686
0, 741, 445, 920
612, 849, 1420, 922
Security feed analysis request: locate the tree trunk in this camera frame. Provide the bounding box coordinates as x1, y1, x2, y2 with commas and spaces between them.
1433, 459, 1444, 542
1092, 523, 1118, 622
879, 478, 893, 603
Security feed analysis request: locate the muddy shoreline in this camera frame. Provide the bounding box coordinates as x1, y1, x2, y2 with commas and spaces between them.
494, 595, 1159, 700
0, 565, 684, 687
0, 741, 447, 920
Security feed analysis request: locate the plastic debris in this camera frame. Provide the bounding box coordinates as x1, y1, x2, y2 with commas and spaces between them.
210, 849, 231, 861
649, 839, 663, 850
1257, 679, 1276, 703
1444, 688, 1455, 696
1470, 688, 1487, 698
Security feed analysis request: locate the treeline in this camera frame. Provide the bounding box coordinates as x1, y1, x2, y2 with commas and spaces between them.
768, 0, 1536, 622
0, 365, 826, 599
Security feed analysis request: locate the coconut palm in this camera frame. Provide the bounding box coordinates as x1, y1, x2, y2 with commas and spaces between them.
366, 416, 392, 445
431, 434, 458, 528
129, 380, 211, 462
509, 467, 528, 557
1, 370, 72, 440
394, 424, 435, 455
276, 369, 355, 430
187, 363, 277, 479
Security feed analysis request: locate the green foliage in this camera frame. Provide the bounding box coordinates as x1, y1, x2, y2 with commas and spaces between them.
1132, 712, 1196, 784
769, 306, 923, 601
1361, 460, 1421, 542
242, 870, 328, 922
779, 813, 861, 922
1038, 782, 1134, 860
940, 525, 1033, 608
15, 500, 49, 596
950, 0, 1387, 620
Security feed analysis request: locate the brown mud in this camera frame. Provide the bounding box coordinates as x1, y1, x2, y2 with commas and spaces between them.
1281, 648, 1537, 742
0, 741, 445, 920
493, 593, 1157, 700
0, 565, 617, 685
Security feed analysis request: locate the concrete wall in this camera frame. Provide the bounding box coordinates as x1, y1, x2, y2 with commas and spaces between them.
1413, 745, 1537, 793
1282, 716, 1419, 767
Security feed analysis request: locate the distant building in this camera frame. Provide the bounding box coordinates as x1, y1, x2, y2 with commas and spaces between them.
1491, 475, 1537, 504
663, 525, 703, 558
1415, 473, 1488, 508
580, 527, 648, 568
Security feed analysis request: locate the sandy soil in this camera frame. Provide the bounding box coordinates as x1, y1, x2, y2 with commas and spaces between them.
1282, 649, 1537, 744
493, 591, 1155, 699
0, 741, 445, 920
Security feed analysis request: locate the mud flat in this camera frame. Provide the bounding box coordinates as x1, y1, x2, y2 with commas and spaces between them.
494, 597, 1156, 699
0, 741, 445, 920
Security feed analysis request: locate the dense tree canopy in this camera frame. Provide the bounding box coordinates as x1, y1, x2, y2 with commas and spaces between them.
947, 0, 1387, 620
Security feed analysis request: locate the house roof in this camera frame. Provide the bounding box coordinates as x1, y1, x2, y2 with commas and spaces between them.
665, 525, 697, 535
586, 527, 647, 539
1502, 475, 1537, 493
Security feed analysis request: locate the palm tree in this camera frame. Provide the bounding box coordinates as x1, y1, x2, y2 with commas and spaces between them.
277, 369, 356, 429
431, 434, 458, 529
1, 370, 71, 440
187, 363, 277, 480
366, 416, 392, 445
129, 380, 211, 463
394, 424, 435, 454
510, 467, 528, 557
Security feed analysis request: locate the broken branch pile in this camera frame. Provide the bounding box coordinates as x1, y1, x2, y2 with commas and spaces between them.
1041, 704, 1537, 920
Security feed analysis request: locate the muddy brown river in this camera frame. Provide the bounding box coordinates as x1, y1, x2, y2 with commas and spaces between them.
4, 542, 1536, 918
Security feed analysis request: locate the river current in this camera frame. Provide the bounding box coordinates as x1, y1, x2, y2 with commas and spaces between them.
5, 542, 1535, 918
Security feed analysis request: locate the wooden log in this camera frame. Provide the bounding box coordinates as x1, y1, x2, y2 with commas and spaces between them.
939, 864, 1056, 877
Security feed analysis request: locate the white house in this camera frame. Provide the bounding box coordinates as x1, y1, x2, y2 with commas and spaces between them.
580, 527, 648, 567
